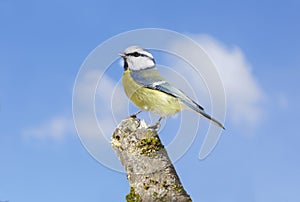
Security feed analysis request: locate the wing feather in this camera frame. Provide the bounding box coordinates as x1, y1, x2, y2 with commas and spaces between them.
130, 70, 225, 129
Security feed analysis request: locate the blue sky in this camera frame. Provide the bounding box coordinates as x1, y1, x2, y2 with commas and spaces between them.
1, 1, 300, 201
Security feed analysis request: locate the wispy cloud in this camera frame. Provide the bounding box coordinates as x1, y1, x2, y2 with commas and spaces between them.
23, 116, 75, 140
95, 72, 129, 139
197, 35, 266, 126
73, 68, 128, 140
72, 68, 127, 171
170, 34, 266, 128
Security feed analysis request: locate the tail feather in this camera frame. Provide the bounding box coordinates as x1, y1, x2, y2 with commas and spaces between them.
180, 99, 225, 129
197, 109, 225, 130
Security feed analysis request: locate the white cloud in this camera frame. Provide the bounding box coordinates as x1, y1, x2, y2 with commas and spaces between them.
170, 34, 266, 128
95, 73, 128, 139
72, 68, 128, 171
197, 35, 266, 126
23, 116, 75, 140
73, 68, 128, 140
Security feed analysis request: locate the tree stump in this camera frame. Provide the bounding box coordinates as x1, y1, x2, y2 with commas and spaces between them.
111, 117, 192, 202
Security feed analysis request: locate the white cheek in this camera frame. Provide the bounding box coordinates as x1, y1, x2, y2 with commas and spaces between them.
139, 57, 155, 68
129, 57, 155, 70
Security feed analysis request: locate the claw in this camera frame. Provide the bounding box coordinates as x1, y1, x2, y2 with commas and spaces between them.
129, 110, 142, 118
148, 117, 163, 130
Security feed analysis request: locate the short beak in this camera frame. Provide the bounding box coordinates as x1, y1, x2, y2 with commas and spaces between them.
119, 52, 126, 57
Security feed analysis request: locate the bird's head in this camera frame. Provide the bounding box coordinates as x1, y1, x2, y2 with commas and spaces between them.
119, 46, 156, 71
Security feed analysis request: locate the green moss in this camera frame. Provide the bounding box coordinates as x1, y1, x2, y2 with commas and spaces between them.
143, 183, 150, 190
136, 132, 163, 156
172, 184, 183, 193
126, 187, 142, 202
149, 179, 159, 185
162, 180, 169, 189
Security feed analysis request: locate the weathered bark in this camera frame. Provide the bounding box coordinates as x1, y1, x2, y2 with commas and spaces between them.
111, 117, 192, 202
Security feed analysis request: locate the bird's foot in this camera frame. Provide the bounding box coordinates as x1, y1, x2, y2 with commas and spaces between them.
129, 110, 142, 119
148, 117, 163, 130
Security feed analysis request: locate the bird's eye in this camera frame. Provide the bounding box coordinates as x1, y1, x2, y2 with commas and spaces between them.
132, 52, 140, 57
126, 51, 146, 57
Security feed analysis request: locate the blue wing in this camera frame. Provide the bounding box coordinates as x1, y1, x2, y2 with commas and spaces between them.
130, 70, 225, 129
130, 70, 203, 109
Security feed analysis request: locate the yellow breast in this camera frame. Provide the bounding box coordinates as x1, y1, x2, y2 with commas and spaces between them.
122, 70, 181, 117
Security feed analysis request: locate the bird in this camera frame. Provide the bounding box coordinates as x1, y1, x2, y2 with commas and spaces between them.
119, 45, 225, 129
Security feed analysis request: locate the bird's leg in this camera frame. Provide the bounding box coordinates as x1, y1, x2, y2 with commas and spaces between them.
129, 110, 142, 118
149, 117, 163, 130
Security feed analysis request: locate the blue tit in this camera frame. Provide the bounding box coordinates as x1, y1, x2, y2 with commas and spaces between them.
119, 46, 225, 129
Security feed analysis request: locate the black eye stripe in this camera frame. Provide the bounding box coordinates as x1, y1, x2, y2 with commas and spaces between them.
126, 52, 150, 58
